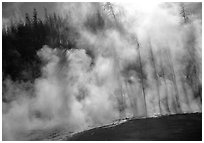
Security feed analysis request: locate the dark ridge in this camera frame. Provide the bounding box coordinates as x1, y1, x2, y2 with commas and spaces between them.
67, 113, 202, 141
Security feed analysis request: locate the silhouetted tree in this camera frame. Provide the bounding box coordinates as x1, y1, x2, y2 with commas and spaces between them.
148, 40, 161, 114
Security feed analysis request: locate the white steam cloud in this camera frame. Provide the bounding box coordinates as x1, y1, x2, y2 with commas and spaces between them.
3, 2, 202, 140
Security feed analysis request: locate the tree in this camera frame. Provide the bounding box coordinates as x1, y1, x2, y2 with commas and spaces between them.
136, 40, 147, 116
180, 3, 190, 24
148, 40, 161, 114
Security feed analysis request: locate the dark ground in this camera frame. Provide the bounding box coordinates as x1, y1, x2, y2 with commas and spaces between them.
67, 113, 202, 141
22, 113, 201, 141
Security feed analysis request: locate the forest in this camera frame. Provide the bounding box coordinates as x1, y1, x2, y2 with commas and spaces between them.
3, 8, 78, 82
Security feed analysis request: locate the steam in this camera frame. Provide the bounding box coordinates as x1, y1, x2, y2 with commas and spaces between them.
3, 2, 202, 140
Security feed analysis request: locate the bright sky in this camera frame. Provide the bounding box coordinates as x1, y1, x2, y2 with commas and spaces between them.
2, 2, 202, 26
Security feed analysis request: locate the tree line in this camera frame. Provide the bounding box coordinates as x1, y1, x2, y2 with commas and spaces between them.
3, 8, 78, 81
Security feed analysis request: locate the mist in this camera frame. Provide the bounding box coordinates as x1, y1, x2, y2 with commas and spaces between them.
2, 2, 202, 140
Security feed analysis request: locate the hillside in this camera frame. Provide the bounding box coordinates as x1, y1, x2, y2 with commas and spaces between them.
68, 113, 202, 141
